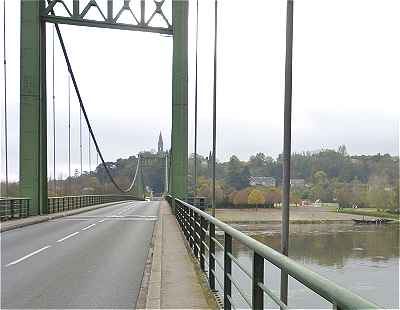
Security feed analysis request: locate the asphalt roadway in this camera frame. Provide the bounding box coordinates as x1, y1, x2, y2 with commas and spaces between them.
1, 200, 160, 309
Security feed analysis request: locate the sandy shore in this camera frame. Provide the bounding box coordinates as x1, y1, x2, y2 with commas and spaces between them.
211, 206, 379, 223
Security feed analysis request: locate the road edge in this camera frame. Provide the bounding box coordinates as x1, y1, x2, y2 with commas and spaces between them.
0, 201, 135, 233
136, 202, 161, 309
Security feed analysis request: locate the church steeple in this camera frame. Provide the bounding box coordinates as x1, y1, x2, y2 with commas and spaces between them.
158, 132, 163, 154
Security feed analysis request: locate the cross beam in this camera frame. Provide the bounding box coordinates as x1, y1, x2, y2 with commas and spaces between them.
42, 0, 172, 35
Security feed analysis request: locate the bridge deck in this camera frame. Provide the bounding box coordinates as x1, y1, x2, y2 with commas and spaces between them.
1, 201, 158, 308
1, 200, 212, 309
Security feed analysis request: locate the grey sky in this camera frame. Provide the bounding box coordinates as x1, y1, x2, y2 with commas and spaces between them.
1, 0, 399, 181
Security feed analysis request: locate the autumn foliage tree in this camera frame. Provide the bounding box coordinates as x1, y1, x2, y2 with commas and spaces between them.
232, 188, 252, 206
248, 189, 266, 210
264, 188, 282, 207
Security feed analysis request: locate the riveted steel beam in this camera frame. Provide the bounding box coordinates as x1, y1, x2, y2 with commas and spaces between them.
20, 0, 48, 215
42, 0, 173, 35
170, 0, 188, 199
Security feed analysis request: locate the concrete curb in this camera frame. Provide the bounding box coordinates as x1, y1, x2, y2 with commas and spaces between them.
136, 202, 160, 309
144, 205, 162, 309
0, 200, 134, 233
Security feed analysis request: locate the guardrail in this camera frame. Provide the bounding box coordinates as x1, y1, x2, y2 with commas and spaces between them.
1, 195, 140, 221
166, 195, 379, 310
0, 198, 30, 221
47, 195, 138, 213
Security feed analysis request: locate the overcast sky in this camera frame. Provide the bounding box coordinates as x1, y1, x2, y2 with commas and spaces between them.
1, 0, 399, 181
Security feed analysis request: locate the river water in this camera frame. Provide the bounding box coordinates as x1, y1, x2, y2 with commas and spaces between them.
215, 223, 399, 309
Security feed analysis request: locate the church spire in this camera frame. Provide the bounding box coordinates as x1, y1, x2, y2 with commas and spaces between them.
158, 131, 163, 154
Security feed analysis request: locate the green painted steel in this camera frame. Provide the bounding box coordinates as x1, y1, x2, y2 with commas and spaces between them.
20, 0, 48, 216
169, 196, 379, 310
42, 0, 172, 35
19, 0, 187, 215
170, 0, 188, 199
42, 16, 173, 35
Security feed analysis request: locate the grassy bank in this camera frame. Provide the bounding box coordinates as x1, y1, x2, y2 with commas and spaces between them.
205, 206, 381, 223
337, 208, 399, 220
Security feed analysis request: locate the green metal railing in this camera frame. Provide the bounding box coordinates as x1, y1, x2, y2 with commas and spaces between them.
166, 196, 379, 310
47, 195, 139, 214
0, 195, 140, 221
0, 198, 30, 221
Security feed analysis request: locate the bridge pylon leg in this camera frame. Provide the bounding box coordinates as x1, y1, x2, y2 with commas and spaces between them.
170, 0, 189, 200
20, 0, 48, 215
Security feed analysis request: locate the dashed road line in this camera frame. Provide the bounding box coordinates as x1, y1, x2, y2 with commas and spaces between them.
82, 223, 96, 231
56, 232, 80, 243
98, 219, 106, 223
6, 246, 52, 267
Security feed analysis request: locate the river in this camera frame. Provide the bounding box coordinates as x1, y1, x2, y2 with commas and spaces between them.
214, 223, 399, 309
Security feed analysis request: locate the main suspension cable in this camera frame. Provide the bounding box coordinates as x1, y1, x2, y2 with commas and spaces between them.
50, 17, 141, 193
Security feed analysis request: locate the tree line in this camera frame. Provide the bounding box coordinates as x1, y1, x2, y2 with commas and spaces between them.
189, 145, 398, 209
2, 145, 398, 210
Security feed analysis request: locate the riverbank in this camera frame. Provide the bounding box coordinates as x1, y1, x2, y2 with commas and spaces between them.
209, 206, 387, 224
337, 208, 399, 220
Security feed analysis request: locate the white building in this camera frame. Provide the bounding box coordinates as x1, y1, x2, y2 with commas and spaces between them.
249, 176, 276, 187
290, 178, 305, 188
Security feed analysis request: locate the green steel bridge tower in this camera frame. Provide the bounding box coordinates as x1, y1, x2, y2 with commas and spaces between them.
19, 0, 188, 215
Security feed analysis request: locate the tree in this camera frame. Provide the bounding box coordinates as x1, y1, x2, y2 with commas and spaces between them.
290, 192, 302, 206
335, 185, 352, 208
227, 155, 249, 190
238, 166, 250, 189
311, 170, 331, 202
313, 170, 328, 185
233, 188, 251, 205
248, 153, 268, 176
196, 177, 225, 203
264, 188, 282, 207
248, 189, 265, 210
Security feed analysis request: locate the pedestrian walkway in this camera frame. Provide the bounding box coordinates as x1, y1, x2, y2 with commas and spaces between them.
145, 201, 213, 309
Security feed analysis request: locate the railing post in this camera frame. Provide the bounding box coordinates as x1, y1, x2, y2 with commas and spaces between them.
252, 252, 264, 310
18, 199, 22, 218
177, 202, 183, 229
224, 233, 232, 310
189, 208, 194, 249
209, 222, 215, 290
193, 212, 199, 259
333, 303, 343, 310
184, 205, 190, 241
200, 216, 206, 271
10, 199, 14, 219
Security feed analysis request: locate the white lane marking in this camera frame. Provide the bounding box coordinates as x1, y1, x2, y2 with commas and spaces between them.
56, 232, 80, 243
6, 246, 51, 267
82, 223, 96, 231
98, 219, 106, 223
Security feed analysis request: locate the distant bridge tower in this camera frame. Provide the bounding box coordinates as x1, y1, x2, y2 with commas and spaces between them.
158, 132, 164, 154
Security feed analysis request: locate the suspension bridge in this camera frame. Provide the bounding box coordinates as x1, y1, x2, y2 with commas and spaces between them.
1, 0, 382, 309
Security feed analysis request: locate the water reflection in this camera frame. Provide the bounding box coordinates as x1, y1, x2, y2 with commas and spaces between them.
215, 223, 399, 309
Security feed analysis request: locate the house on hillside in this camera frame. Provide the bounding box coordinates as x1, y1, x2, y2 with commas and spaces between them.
249, 176, 276, 187
290, 178, 305, 188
